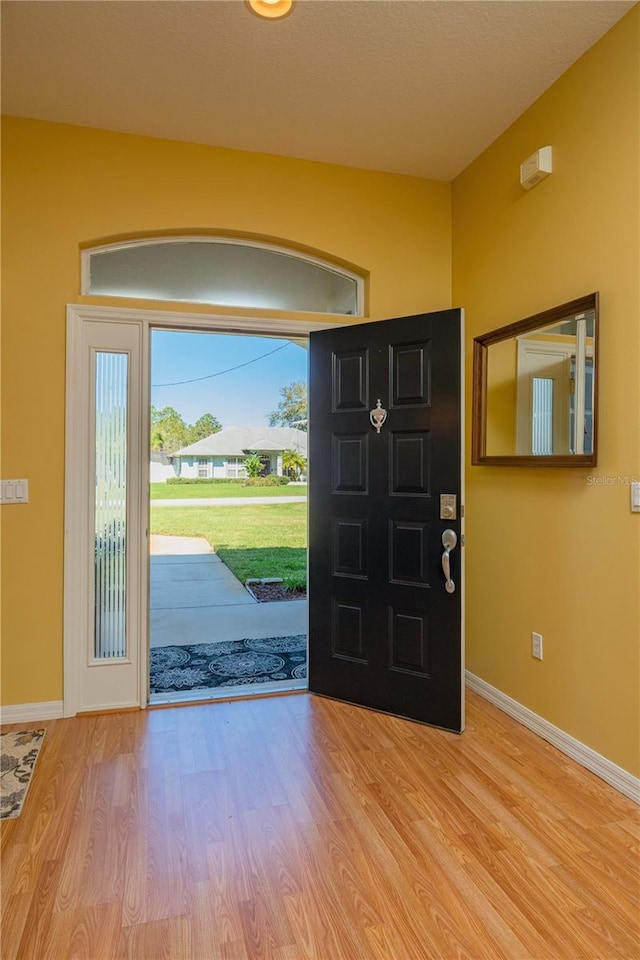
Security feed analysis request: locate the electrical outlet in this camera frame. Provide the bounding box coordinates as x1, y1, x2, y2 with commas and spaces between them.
531, 632, 543, 660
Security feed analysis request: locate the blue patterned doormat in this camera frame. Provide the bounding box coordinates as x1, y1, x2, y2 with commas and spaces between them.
150, 636, 307, 694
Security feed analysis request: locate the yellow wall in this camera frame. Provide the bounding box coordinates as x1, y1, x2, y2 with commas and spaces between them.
2, 7, 638, 779
453, 8, 640, 774
0, 118, 451, 706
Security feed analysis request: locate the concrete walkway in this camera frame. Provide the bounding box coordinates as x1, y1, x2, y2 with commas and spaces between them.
151, 496, 307, 507
150, 535, 308, 647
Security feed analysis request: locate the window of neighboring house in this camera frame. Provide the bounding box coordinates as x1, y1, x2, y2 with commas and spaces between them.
226, 457, 247, 480
197, 458, 209, 478
82, 238, 363, 315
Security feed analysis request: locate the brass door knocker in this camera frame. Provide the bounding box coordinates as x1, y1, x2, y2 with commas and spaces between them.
369, 399, 388, 434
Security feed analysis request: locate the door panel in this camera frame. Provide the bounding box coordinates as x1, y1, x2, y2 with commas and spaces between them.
309, 310, 463, 732
333, 349, 369, 410
332, 434, 368, 493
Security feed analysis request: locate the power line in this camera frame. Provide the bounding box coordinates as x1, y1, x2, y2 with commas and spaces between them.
152, 341, 290, 387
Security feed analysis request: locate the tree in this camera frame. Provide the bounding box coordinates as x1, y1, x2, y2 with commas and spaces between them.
150, 406, 189, 454
282, 449, 307, 480
187, 413, 222, 444
150, 428, 165, 452
268, 381, 307, 431
150, 406, 223, 453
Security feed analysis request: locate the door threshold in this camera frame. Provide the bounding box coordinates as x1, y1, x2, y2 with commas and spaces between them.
149, 677, 307, 706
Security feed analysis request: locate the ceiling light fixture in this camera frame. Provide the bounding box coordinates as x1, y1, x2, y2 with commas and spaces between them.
246, 0, 295, 20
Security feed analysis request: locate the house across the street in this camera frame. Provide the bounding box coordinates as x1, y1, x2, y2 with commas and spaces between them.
154, 425, 307, 481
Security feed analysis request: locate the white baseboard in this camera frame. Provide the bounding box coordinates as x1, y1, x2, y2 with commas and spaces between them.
466, 672, 639, 805
75, 700, 141, 715
0, 700, 64, 724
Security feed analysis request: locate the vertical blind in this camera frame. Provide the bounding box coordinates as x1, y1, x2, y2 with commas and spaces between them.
94, 352, 128, 659
532, 377, 554, 455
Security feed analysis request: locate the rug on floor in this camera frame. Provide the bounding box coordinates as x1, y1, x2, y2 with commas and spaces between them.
150, 636, 307, 694
1, 728, 45, 820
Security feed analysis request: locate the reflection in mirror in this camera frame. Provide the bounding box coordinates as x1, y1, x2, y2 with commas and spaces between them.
473, 294, 598, 466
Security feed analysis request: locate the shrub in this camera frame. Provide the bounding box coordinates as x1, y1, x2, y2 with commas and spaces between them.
243, 453, 263, 480
165, 477, 244, 485
242, 476, 290, 487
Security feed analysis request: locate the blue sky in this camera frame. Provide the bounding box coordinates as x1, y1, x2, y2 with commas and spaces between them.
150, 330, 308, 428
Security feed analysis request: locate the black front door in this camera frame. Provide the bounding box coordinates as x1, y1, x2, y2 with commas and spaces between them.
308, 310, 464, 732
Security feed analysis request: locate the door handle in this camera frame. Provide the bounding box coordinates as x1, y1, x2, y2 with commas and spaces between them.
441, 529, 457, 594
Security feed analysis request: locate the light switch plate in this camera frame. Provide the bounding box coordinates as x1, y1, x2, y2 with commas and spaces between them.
631, 481, 640, 513
0, 479, 29, 503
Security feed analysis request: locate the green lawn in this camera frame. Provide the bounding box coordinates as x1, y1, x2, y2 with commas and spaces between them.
150, 482, 307, 500
150, 503, 307, 589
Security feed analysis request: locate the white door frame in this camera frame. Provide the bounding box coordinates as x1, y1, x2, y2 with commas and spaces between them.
64, 303, 340, 717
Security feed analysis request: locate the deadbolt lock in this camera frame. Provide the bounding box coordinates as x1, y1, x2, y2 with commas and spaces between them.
440, 494, 457, 521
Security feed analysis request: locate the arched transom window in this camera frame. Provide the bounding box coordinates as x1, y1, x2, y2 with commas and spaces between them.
82, 237, 363, 316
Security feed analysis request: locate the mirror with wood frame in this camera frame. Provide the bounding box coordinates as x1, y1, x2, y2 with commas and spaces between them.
472, 293, 598, 466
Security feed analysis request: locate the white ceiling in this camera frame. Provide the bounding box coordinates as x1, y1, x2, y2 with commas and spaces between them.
1, 0, 635, 180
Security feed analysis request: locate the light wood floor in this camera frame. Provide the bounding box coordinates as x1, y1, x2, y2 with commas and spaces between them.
1, 690, 639, 959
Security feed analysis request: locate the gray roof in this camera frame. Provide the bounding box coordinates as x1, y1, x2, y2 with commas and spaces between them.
172, 425, 307, 458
